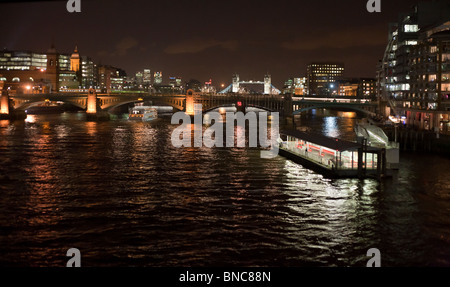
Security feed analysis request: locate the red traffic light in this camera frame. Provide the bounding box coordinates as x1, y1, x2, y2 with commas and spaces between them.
237, 101, 242, 107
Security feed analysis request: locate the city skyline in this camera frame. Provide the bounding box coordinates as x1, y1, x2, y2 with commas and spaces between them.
0, 0, 420, 87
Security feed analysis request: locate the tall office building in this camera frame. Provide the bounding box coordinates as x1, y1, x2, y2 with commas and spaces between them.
0, 45, 125, 93
306, 63, 344, 95
81, 56, 96, 88
135, 71, 143, 86
0, 46, 62, 92
153, 71, 162, 85
0, 50, 47, 70
98, 65, 126, 92
282, 77, 307, 95
378, 1, 450, 102
143, 69, 151, 85
377, 0, 450, 133
169, 76, 182, 88
58, 54, 71, 71
294, 77, 307, 96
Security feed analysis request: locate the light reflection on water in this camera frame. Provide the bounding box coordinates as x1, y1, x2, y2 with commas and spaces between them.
0, 112, 449, 267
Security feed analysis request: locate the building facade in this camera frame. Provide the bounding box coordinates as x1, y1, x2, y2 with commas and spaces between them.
143, 69, 151, 86
97, 65, 127, 93
377, 0, 450, 133
0, 50, 47, 70
306, 63, 344, 95
153, 71, 163, 85
0, 45, 100, 93
336, 78, 377, 98
282, 77, 307, 96
81, 56, 96, 88
169, 76, 182, 88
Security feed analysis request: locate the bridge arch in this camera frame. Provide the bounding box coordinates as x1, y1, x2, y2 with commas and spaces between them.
202, 103, 277, 114
203, 104, 236, 114
101, 99, 144, 111
293, 104, 375, 116
186, 89, 196, 96
244, 104, 276, 113
102, 98, 183, 112
16, 99, 86, 110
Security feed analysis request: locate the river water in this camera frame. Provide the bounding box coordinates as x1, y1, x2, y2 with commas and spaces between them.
0, 110, 449, 267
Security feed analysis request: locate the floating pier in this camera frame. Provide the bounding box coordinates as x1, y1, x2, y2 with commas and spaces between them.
279, 130, 393, 180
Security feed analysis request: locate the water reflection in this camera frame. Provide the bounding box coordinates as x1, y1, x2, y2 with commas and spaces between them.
323, 117, 339, 138
25, 115, 37, 124
0, 113, 449, 267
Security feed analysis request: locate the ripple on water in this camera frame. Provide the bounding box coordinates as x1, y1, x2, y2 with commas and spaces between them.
0, 113, 449, 266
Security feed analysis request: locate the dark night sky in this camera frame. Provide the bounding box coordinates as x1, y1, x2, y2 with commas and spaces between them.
0, 0, 421, 87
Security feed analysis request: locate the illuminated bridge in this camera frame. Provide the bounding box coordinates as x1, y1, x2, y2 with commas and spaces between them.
0, 88, 380, 119
292, 96, 379, 117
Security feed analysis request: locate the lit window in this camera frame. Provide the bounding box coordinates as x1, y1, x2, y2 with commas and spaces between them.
404, 24, 419, 33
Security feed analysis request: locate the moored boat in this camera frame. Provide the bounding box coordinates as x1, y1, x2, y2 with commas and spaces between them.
128, 106, 158, 122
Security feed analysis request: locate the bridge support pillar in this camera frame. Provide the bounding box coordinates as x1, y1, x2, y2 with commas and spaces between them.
0, 91, 9, 116
185, 89, 195, 116
86, 88, 109, 121
0, 80, 9, 117
0, 90, 26, 120
87, 88, 97, 114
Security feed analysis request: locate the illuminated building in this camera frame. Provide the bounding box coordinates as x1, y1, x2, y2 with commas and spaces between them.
282, 78, 294, 94
336, 78, 376, 97
154, 71, 162, 85
0, 45, 60, 93
143, 69, 151, 85
294, 77, 307, 96
307, 63, 344, 95
283, 77, 307, 95
58, 54, 71, 71
135, 71, 143, 86
0, 45, 100, 92
59, 71, 79, 90
70, 46, 80, 72
377, 0, 450, 133
0, 50, 47, 70
201, 79, 216, 94
337, 80, 359, 97
169, 76, 182, 88
407, 29, 450, 111
111, 69, 127, 91
58, 46, 83, 90
360, 78, 377, 98
378, 1, 450, 102
81, 56, 96, 88
98, 65, 127, 93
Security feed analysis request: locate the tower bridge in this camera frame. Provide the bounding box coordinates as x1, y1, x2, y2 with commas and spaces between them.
219, 74, 281, 95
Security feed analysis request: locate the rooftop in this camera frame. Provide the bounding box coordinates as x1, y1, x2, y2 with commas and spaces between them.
281, 130, 362, 151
